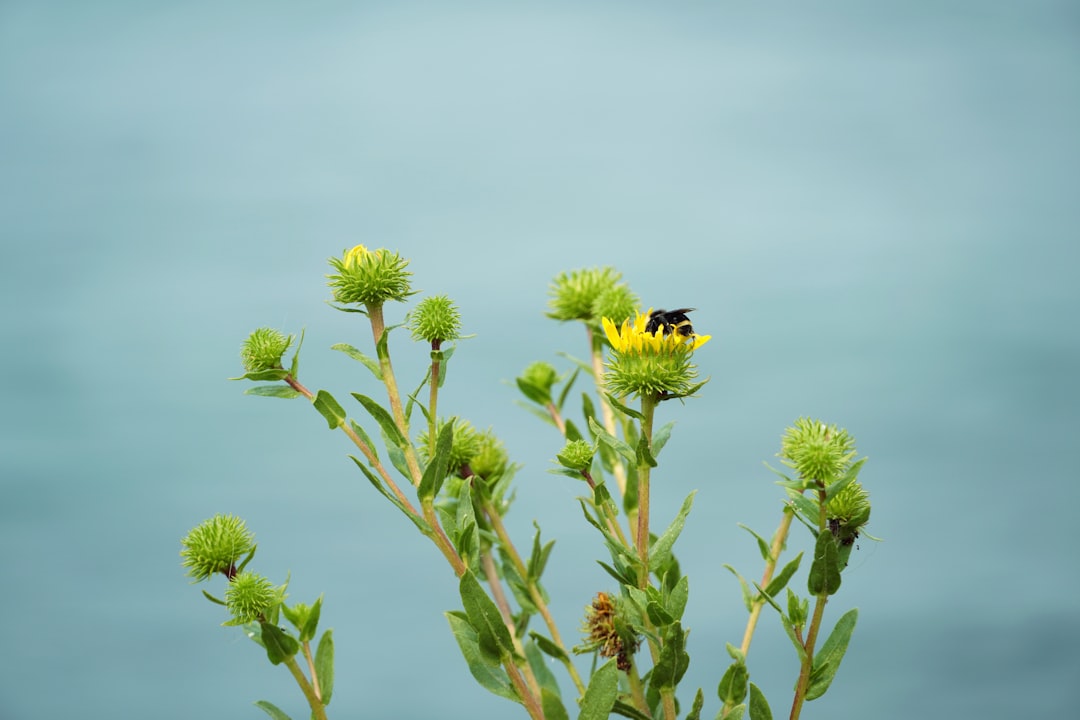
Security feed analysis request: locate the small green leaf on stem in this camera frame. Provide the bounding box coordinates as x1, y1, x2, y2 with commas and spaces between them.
418, 419, 454, 501
254, 700, 293, 720
808, 531, 843, 596
351, 393, 408, 449
604, 393, 645, 421
330, 343, 384, 381
685, 688, 705, 720
737, 524, 773, 563
747, 682, 773, 720
717, 658, 748, 706
312, 390, 347, 429
244, 385, 302, 398
763, 552, 803, 599
650, 621, 689, 691
649, 491, 696, 570
315, 628, 335, 706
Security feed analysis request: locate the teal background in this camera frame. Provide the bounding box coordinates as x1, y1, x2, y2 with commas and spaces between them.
2, 1, 1078, 718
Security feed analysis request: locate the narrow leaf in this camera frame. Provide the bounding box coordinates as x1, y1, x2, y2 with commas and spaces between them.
253, 700, 292, 720
649, 491, 696, 569
604, 393, 645, 421
418, 419, 454, 501
723, 564, 754, 613
737, 523, 773, 563
685, 688, 705, 720
351, 393, 407, 449
348, 455, 431, 534
541, 687, 571, 720
528, 631, 570, 664
589, 417, 637, 466
330, 342, 383, 381
243, 385, 301, 398
806, 608, 858, 701
763, 552, 803, 599
459, 570, 515, 664
315, 628, 334, 706
444, 612, 518, 701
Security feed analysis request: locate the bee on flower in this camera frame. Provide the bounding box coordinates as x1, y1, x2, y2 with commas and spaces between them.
600, 308, 711, 400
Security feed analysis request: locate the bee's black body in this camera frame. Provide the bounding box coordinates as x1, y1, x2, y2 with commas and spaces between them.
646, 308, 696, 337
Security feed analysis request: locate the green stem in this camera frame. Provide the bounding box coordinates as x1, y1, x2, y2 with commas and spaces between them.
427, 339, 441, 456
635, 394, 657, 588
789, 484, 830, 720
588, 326, 629, 498
366, 303, 423, 485
482, 498, 587, 695
282, 655, 328, 720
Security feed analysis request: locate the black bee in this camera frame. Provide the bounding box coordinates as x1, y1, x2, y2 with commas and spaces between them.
645, 308, 696, 337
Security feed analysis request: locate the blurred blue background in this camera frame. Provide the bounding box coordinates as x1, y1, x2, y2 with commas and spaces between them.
2, 1, 1078, 718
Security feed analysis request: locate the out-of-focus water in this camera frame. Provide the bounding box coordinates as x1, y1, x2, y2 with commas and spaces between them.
2, 2, 1078, 718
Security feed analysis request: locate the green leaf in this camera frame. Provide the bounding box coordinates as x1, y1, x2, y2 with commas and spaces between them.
525, 640, 563, 699
348, 420, 379, 461
650, 622, 689, 691
604, 393, 645, 421
348, 455, 432, 534
717, 658, 749, 706
459, 570, 515, 665
418, 419, 454, 501
747, 682, 772, 720
231, 368, 290, 382
556, 367, 579, 412
578, 659, 619, 720
351, 393, 408, 450
527, 523, 556, 582
651, 421, 675, 457
314, 628, 334, 706
685, 688, 705, 720
243, 384, 302, 398
720, 704, 746, 720
253, 700, 292, 720
517, 377, 552, 405
666, 575, 689, 622
723, 565, 754, 613
635, 433, 658, 469
806, 608, 858, 701
312, 389, 347, 429
649, 491, 696, 570
824, 458, 867, 502
445, 611, 519, 701
528, 631, 570, 664
260, 622, 300, 665
589, 417, 637, 466
612, 699, 654, 720
330, 342, 383, 381
737, 524, 773, 563
807, 530, 843, 597
541, 687, 571, 720
646, 600, 674, 627
763, 552, 803, 599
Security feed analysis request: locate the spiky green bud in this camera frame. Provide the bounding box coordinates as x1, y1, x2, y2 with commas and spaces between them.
547, 267, 627, 324
779, 418, 857, 484
327, 244, 414, 307
225, 571, 278, 624
409, 294, 462, 343
517, 361, 559, 404
240, 328, 292, 372
470, 428, 510, 481
557, 439, 596, 473
180, 514, 255, 582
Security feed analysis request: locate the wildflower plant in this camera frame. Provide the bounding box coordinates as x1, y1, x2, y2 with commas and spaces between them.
183, 246, 877, 720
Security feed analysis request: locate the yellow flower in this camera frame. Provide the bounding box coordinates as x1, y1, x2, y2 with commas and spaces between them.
601, 310, 711, 355
601, 310, 711, 400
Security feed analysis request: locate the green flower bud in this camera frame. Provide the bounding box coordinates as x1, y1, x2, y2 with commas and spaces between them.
591, 285, 640, 335
418, 419, 481, 478
327, 244, 414, 307
779, 418, 857, 484
470, 428, 509, 482
557, 439, 596, 472
240, 328, 292, 372
827, 481, 871, 545
517, 361, 559, 404
601, 312, 711, 399
409, 294, 462, 343
225, 571, 278, 624
180, 514, 256, 582
547, 267, 626, 324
